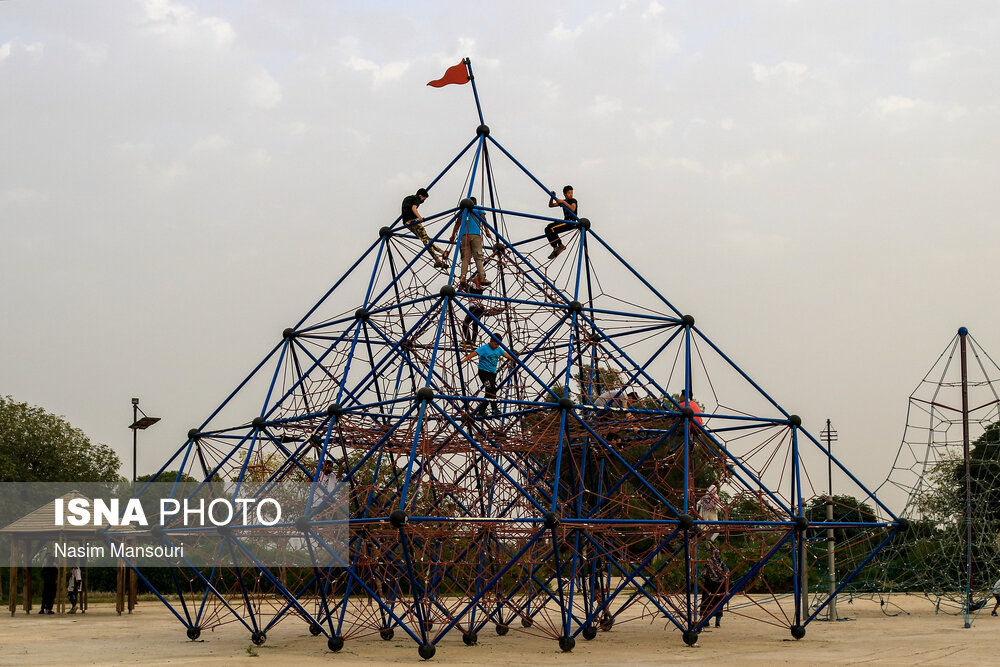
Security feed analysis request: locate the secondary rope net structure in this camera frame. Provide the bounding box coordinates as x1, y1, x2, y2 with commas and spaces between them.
842, 328, 1000, 626
118, 61, 901, 659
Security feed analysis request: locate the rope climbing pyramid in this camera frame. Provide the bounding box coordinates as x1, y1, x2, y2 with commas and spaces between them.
123, 59, 903, 659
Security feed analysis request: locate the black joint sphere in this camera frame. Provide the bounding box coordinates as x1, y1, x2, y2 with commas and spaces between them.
389, 509, 407, 528
251, 631, 266, 646
459, 197, 475, 210
544, 512, 561, 529
683, 630, 699, 646
559, 636, 576, 652
495, 623, 509, 636
896, 517, 910, 532
282, 327, 295, 339
187, 428, 200, 440
328, 636, 344, 652
462, 631, 478, 646
354, 308, 369, 320
558, 396, 574, 411
309, 623, 322, 636
416, 386, 435, 402
476, 124, 490, 136
795, 515, 809, 531
681, 407, 695, 419
788, 414, 802, 427
252, 417, 265, 429
440, 284, 456, 298
187, 627, 201, 641
418, 644, 436, 660
791, 625, 806, 639
150, 525, 165, 541
568, 300, 583, 313
295, 516, 311, 533
379, 226, 393, 238
678, 514, 695, 531
578, 217, 591, 230
379, 627, 394, 641
327, 403, 342, 417
682, 314, 695, 327
582, 626, 597, 640
216, 524, 232, 538
521, 617, 533, 628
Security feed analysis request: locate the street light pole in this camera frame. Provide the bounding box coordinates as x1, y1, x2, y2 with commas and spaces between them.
821, 419, 839, 622
132, 398, 138, 484
128, 398, 160, 485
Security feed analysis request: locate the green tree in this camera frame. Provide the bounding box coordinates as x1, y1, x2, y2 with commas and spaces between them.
0, 395, 122, 483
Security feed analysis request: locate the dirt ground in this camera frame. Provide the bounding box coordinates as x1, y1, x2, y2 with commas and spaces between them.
1, 595, 997, 666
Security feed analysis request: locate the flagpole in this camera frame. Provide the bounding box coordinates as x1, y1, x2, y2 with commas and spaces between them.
464, 58, 485, 126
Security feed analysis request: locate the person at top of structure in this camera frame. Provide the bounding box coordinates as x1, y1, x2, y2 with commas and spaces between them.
449, 196, 491, 285
401, 187, 447, 269
545, 185, 577, 260
460, 334, 516, 418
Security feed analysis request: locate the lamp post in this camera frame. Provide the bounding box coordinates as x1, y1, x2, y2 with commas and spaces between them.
820, 419, 838, 622
128, 397, 160, 484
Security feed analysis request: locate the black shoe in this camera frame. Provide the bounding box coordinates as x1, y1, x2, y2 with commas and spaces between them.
38, 610, 45, 615
714, 618, 721, 628
46, 611, 54, 615
992, 611, 998, 616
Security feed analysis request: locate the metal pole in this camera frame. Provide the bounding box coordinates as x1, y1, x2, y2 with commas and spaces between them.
825, 419, 837, 622
959, 328, 972, 627
132, 398, 138, 484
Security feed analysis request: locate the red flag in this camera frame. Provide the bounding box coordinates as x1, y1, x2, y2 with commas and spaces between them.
427, 61, 469, 88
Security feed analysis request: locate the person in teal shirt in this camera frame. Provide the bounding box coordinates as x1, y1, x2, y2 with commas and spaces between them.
449, 197, 491, 285
460, 335, 515, 417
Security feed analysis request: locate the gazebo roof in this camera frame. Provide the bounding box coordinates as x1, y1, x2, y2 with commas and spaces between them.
0, 490, 100, 536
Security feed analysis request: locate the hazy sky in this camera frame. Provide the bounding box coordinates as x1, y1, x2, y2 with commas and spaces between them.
3, 1, 999, 509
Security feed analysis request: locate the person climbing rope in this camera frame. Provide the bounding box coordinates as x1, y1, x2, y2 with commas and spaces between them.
460, 334, 515, 417
546, 185, 577, 259
401, 188, 447, 269
460, 275, 487, 348
449, 197, 491, 285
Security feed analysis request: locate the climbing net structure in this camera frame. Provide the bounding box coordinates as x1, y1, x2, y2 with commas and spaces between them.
870, 328, 1000, 625
127, 60, 900, 658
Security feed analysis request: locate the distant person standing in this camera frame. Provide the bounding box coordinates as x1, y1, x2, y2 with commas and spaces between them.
67, 563, 83, 613
40, 554, 56, 615
461, 335, 515, 417
546, 185, 577, 259
401, 188, 447, 269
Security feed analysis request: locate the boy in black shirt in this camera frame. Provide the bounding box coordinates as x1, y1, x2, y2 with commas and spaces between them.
546, 185, 577, 259
401, 188, 447, 269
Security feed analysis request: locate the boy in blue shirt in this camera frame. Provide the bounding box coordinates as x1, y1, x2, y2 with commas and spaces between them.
461, 335, 515, 417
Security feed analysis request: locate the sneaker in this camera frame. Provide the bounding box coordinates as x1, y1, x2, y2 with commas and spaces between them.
38, 610, 45, 615
434, 259, 448, 269
552, 244, 566, 259
479, 277, 491, 286
46, 611, 54, 615
993, 611, 998, 616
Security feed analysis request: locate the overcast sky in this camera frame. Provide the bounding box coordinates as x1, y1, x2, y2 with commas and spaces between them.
3, 1, 999, 509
